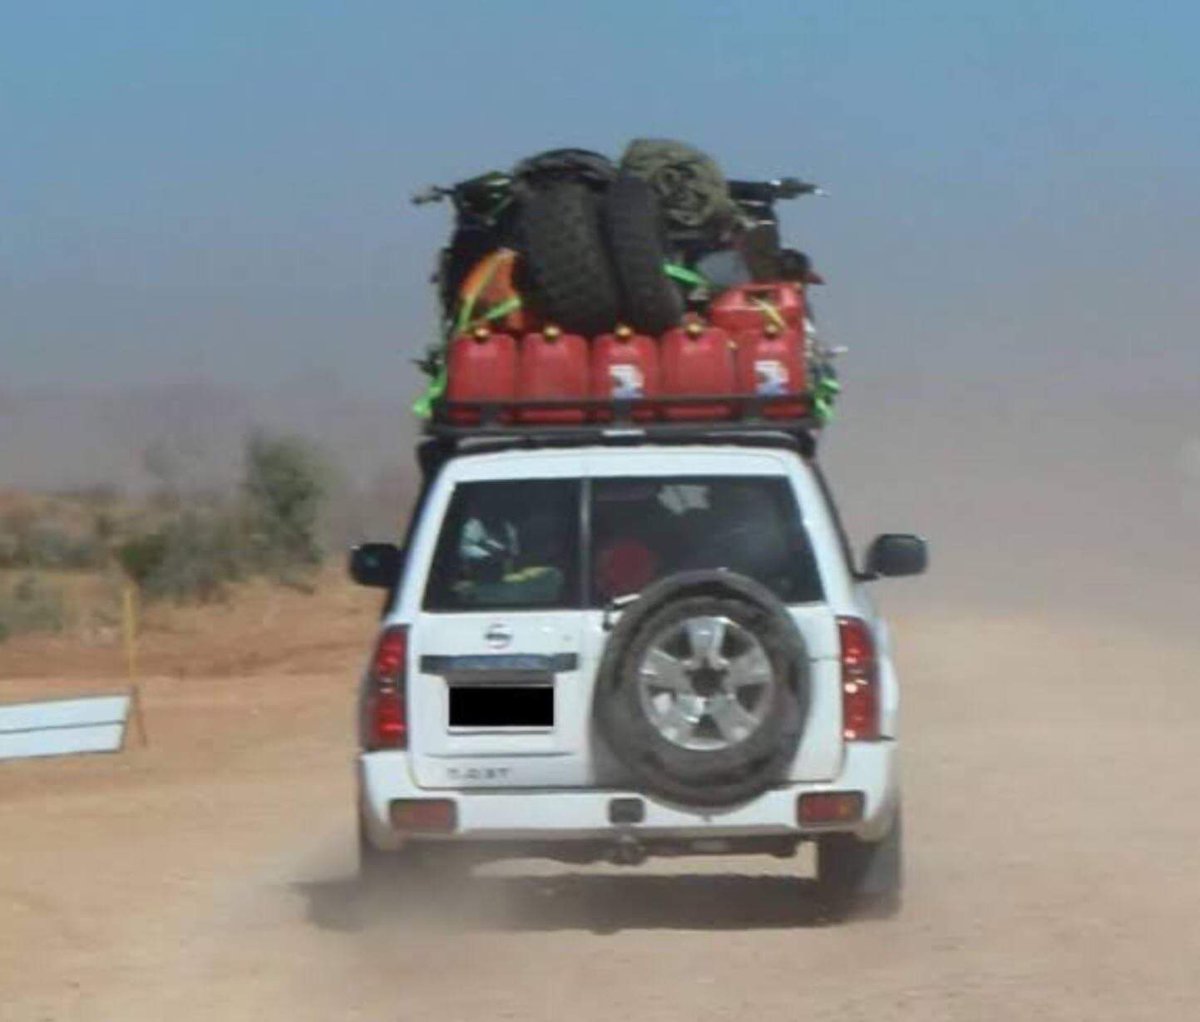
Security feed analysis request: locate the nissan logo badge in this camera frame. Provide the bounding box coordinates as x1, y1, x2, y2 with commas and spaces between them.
485, 624, 513, 649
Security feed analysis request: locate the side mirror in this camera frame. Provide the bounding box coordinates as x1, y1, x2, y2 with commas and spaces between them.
348, 543, 402, 589
863, 534, 927, 579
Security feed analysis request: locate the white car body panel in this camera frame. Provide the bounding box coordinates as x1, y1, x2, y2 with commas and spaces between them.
359, 443, 903, 850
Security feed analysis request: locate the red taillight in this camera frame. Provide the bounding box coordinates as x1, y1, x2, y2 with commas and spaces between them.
372, 626, 407, 680
838, 616, 880, 741
797, 791, 865, 825
389, 799, 457, 833
365, 626, 408, 750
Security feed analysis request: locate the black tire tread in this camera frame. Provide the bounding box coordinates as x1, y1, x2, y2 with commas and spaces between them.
602, 174, 686, 334
815, 807, 904, 918
517, 182, 621, 336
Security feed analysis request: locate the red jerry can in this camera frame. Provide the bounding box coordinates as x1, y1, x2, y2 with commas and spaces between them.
659, 321, 737, 421
710, 282, 806, 335
591, 326, 660, 421
734, 322, 809, 419
445, 326, 518, 424
517, 325, 589, 423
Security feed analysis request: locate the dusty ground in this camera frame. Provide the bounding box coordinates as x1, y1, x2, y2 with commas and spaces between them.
2, 577, 1199, 1021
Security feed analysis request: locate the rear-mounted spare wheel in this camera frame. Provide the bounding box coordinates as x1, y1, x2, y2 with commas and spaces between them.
594, 572, 809, 808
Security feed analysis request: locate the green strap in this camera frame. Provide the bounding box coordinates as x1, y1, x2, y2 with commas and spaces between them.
412, 363, 447, 419
813, 373, 841, 425
451, 250, 509, 336
465, 294, 522, 331
417, 257, 523, 420
415, 303, 524, 420
663, 262, 710, 288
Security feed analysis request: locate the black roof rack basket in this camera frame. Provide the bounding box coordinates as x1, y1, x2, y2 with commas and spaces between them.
423, 391, 822, 442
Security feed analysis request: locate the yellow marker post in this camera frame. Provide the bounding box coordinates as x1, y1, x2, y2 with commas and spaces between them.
121, 582, 148, 747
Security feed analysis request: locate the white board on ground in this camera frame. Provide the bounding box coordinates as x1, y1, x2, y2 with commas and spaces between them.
0, 693, 133, 761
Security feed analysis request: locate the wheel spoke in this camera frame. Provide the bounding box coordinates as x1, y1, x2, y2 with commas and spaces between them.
656, 699, 697, 744
640, 647, 691, 692
685, 616, 728, 666
709, 695, 761, 743
638, 614, 773, 751
725, 647, 773, 689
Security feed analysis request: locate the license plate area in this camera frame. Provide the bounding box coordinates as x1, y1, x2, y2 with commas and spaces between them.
448, 683, 554, 730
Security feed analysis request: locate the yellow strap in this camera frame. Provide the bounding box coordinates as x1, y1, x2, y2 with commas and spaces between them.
751, 297, 787, 330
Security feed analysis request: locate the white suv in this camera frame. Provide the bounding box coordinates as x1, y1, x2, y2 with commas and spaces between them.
349, 433, 925, 915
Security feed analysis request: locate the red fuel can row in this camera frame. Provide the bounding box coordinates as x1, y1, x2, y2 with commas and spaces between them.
444, 284, 811, 426
447, 325, 669, 425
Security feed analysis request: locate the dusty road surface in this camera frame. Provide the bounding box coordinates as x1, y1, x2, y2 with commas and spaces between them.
3, 595, 1200, 1022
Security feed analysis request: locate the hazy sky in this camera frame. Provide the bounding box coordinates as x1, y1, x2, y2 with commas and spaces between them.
5, 1, 1198, 399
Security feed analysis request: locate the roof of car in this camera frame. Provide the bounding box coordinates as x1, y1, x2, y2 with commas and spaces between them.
417, 429, 817, 479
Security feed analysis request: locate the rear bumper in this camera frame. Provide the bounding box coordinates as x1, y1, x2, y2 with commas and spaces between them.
358, 741, 899, 853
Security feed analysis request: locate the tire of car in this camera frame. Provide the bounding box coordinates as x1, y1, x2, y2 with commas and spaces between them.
593, 571, 809, 808
814, 805, 904, 918
357, 817, 458, 889
601, 174, 686, 335
516, 181, 622, 336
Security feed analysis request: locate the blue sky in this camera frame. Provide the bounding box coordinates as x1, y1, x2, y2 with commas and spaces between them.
4, 0, 1199, 397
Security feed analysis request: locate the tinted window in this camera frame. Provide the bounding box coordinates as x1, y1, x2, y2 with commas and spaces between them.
590, 476, 822, 605
424, 480, 580, 611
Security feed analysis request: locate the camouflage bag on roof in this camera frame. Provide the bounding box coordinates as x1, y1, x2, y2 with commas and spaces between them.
619, 138, 741, 237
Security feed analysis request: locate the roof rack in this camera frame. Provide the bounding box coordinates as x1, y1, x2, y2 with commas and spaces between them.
416, 397, 819, 480
423, 392, 822, 440
416, 430, 817, 481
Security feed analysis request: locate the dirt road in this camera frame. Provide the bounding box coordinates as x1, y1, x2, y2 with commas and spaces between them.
3, 605, 1199, 1021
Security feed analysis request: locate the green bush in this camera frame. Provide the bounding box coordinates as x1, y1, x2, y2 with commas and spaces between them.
116, 510, 246, 604
0, 575, 68, 641
241, 431, 328, 588
0, 516, 107, 571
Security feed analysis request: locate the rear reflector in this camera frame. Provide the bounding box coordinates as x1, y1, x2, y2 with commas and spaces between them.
389, 799, 457, 833
797, 791, 865, 826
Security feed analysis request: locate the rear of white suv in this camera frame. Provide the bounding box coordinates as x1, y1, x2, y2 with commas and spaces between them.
351, 439, 925, 915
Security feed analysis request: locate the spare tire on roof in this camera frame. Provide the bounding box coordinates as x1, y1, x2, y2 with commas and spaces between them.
511, 148, 616, 196
601, 174, 686, 335
594, 571, 810, 808
516, 181, 621, 336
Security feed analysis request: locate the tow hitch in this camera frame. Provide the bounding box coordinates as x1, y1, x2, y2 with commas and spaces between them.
609, 834, 647, 866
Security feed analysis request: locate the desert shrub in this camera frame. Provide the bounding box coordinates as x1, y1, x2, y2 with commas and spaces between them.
116, 509, 246, 604
241, 431, 328, 588
0, 575, 68, 641
8, 525, 106, 570
0, 505, 109, 571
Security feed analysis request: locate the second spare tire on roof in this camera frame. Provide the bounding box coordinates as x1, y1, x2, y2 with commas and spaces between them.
601, 174, 686, 335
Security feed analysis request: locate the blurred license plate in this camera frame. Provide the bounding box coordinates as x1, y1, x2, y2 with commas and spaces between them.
448, 685, 553, 728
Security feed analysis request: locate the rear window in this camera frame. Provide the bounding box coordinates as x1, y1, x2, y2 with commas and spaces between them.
590, 476, 822, 605
423, 480, 580, 611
